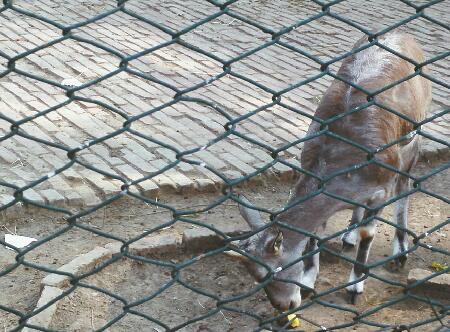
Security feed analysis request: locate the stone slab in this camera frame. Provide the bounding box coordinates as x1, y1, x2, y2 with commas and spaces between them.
407, 268, 450, 299
23, 286, 63, 332
42, 246, 112, 288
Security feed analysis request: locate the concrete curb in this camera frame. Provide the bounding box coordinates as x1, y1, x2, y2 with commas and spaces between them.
42, 246, 113, 289
23, 286, 63, 332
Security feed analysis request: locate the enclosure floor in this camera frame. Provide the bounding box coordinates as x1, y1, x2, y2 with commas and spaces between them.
0, 0, 448, 208
0, 163, 448, 331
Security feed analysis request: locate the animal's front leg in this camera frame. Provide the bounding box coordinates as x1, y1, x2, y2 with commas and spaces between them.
341, 207, 364, 250
300, 237, 320, 298
346, 207, 383, 304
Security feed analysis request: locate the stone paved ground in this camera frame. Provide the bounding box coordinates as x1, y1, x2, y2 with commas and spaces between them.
0, 0, 448, 208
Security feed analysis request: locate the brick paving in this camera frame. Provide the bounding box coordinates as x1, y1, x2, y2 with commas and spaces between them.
0, 0, 448, 208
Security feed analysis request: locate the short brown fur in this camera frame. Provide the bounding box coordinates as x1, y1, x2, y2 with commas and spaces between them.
234, 32, 432, 312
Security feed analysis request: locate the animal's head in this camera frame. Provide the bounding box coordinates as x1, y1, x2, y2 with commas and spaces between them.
228, 195, 308, 311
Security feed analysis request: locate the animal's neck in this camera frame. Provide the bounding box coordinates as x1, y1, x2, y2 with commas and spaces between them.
276, 174, 343, 249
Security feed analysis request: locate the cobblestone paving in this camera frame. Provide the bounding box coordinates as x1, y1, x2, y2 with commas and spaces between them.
0, 0, 448, 208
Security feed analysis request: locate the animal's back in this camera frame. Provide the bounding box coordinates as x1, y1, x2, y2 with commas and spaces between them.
302, 32, 432, 179
342, 32, 431, 124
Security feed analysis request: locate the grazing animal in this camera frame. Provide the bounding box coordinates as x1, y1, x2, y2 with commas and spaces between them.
228, 32, 432, 311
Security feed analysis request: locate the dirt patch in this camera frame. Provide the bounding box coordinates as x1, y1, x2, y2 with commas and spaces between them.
1, 161, 449, 331
48, 249, 450, 332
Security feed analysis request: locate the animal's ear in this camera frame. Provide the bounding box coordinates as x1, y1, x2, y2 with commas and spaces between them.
267, 230, 283, 255
238, 194, 265, 230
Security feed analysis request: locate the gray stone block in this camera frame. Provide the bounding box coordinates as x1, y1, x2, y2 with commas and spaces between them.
23, 286, 63, 331
407, 268, 450, 299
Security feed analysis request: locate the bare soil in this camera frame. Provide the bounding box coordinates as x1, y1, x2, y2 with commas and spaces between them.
1, 162, 449, 331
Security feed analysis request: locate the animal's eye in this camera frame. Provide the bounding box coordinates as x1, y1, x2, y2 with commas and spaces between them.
254, 267, 269, 283
254, 273, 264, 283
246, 263, 266, 283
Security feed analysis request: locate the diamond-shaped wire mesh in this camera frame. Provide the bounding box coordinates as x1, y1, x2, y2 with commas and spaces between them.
0, 0, 449, 331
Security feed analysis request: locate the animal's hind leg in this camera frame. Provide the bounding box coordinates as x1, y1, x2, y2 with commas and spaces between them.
300, 237, 319, 298
342, 207, 364, 250
392, 178, 411, 268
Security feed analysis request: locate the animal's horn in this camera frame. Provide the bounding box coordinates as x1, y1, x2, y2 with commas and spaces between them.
224, 250, 248, 262
238, 194, 265, 230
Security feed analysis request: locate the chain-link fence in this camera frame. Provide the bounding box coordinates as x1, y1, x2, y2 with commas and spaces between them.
0, 0, 449, 331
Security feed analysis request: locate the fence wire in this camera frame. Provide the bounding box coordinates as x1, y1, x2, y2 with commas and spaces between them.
0, 0, 449, 331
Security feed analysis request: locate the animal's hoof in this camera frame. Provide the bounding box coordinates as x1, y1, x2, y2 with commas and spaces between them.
342, 241, 355, 252
346, 290, 362, 305
301, 288, 313, 299
394, 254, 407, 268
386, 254, 408, 271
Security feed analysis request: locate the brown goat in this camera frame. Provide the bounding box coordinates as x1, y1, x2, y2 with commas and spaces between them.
228, 31, 432, 311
